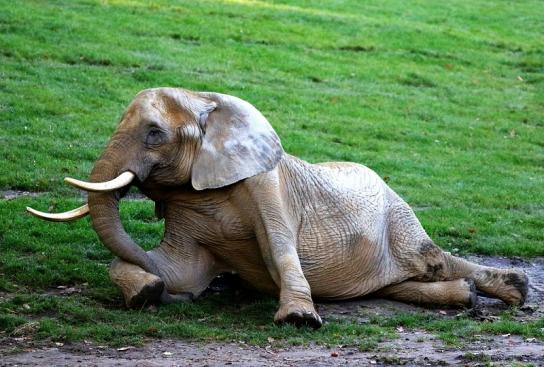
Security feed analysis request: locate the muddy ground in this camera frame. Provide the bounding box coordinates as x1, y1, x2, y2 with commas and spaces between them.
1, 255, 543, 366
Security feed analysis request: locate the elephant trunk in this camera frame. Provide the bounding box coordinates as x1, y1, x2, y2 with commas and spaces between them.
87, 138, 161, 277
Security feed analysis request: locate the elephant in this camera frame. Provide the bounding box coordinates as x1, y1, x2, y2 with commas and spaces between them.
27, 87, 528, 329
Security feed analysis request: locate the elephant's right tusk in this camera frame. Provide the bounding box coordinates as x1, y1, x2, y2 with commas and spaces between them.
64, 171, 135, 192
26, 204, 90, 222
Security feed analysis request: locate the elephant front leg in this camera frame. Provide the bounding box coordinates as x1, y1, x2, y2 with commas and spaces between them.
271, 253, 322, 329
245, 174, 322, 329
109, 258, 168, 308
109, 239, 221, 308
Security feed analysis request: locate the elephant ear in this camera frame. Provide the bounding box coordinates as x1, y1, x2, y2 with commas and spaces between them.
191, 92, 283, 191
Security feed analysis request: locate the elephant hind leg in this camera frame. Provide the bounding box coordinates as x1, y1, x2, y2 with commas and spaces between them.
386, 195, 527, 306
442, 254, 528, 306
375, 278, 477, 308
413, 243, 528, 306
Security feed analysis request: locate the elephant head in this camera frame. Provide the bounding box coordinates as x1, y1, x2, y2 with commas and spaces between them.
28, 88, 283, 295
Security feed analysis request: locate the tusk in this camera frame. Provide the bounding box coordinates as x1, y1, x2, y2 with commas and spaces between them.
64, 171, 135, 192
26, 204, 89, 222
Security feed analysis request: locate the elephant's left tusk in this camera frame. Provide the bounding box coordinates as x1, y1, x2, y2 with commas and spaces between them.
26, 204, 89, 222
64, 171, 135, 192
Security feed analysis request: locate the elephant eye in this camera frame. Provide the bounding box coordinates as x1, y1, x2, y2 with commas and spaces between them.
145, 128, 163, 146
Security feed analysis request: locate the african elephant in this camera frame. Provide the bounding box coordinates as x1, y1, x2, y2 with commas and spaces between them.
28, 88, 528, 329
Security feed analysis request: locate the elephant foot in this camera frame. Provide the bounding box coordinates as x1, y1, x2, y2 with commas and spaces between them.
464, 278, 478, 308
127, 277, 165, 308
126, 278, 194, 308
274, 301, 322, 329
473, 269, 528, 306
110, 258, 193, 308
109, 259, 164, 308
500, 271, 529, 306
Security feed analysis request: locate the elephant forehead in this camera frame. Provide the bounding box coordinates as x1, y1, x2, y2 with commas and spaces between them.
121, 89, 196, 129
156, 93, 197, 127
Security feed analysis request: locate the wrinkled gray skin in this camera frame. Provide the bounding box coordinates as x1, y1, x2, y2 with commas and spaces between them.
84, 88, 527, 328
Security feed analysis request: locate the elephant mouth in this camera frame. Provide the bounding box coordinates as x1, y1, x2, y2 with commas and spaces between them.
26, 171, 136, 221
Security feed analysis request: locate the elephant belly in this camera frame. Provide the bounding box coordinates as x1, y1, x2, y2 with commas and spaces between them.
298, 230, 404, 300
289, 163, 407, 299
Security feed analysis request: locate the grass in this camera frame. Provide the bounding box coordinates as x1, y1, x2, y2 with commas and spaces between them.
0, 290, 394, 349
376, 311, 544, 346
1, 0, 543, 349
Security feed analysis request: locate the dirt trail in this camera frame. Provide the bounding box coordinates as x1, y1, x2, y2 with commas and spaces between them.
1, 255, 543, 366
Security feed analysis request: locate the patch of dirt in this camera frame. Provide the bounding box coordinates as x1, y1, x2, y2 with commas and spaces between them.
1, 332, 542, 366
1, 190, 146, 201
44, 284, 85, 297
1, 256, 543, 366
0, 190, 44, 200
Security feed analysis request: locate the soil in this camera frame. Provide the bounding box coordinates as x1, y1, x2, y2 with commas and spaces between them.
0, 190, 44, 200
1, 190, 149, 201
1, 256, 543, 366
1, 333, 543, 367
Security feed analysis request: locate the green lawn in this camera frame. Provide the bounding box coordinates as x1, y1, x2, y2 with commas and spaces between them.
1, 0, 543, 348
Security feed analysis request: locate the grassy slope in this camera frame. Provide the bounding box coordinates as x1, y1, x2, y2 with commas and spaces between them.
0, 0, 543, 347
